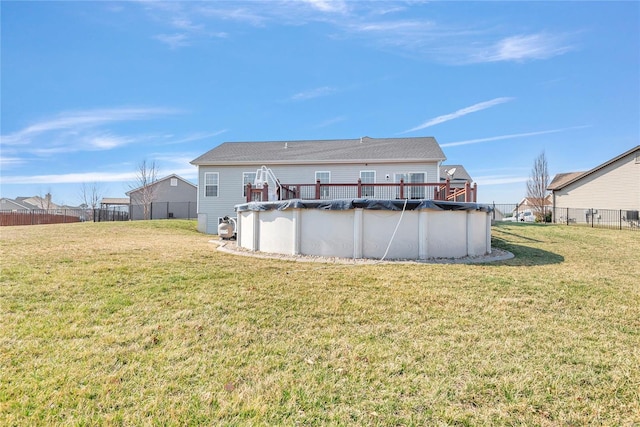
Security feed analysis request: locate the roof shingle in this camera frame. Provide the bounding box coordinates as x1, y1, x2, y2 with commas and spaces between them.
191, 136, 446, 165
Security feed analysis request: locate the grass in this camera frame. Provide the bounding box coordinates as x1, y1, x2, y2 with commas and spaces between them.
1, 220, 638, 425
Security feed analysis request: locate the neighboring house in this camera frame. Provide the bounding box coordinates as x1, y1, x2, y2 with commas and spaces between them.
16, 194, 60, 210
191, 136, 449, 234
548, 145, 640, 213
514, 196, 552, 214
126, 174, 197, 220
0, 198, 33, 211
439, 164, 473, 188
1, 195, 61, 210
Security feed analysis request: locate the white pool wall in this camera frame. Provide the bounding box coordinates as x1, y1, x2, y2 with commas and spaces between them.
237, 203, 491, 260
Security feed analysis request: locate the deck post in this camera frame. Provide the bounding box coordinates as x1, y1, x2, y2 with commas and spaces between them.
262, 183, 269, 202
357, 178, 362, 198
464, 181, 471, 202
399, 178, 405, 199
473, 182, 478, 202
246, 183, 252, 203
445, 178, 451, 201
315, 180, 321, 200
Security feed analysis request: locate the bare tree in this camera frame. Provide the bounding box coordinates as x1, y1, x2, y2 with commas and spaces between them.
36, 189, 54, 209
130, 159, 159, 220
526, 151, 550, 222
79, 182, 103, 222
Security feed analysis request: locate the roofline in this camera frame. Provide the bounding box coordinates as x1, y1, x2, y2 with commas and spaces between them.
0, 198, 33, 209
125, 173, 196, 196
551, 145, 640, 190
191, 158, 447, 166
199, 136, 433, 145
190, 136, 446, 165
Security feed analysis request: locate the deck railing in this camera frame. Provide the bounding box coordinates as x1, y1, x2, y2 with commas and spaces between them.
246, 178, 477, 203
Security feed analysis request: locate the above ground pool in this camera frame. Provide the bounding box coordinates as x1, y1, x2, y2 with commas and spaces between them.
235, 199, 492, 260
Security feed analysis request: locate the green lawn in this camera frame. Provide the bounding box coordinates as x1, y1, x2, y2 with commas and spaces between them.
1, 220, 638, 425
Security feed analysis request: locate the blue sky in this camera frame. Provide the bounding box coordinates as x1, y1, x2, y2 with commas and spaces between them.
1, 0, 638, 205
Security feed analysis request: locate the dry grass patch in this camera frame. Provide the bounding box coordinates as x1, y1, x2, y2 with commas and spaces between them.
1, 220, 639, 425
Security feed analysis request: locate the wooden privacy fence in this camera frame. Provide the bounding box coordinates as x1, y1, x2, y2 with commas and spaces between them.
0, 209, 84, 226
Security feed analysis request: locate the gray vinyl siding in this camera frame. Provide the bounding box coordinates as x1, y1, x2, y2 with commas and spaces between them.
154, 179, 196, 203
129, 176, 197, 220
554, 151, 640, 210
129, 178, 196, 205
196, 161, 441, 234
0, 198, 30, 210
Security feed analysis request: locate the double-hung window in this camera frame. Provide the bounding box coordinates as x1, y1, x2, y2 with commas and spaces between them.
242, 172, 257, 197
204, 172, 219, 197
360, 171, 376, 197
315, 171, 331, 199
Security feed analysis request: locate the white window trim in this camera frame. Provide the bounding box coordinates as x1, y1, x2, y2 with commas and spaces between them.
360, 170, 376, 197
360, 170, 376, 182
315, 171, 331, 182
315, 171, 331, 198
204, 172, 219, 198
242, 172, 257, 197
394, 172, 427, 199
170, 178, 178, 187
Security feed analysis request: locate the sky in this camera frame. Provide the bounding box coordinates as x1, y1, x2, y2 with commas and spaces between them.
1, 0, 639, 205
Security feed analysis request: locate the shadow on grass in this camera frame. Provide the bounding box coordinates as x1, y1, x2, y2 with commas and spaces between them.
491, 222, 547, 243
490, 235, 564, 266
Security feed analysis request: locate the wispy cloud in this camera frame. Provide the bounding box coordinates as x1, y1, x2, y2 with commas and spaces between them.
135, 2, 577, 64
0, 156, 26, 168
313, 115, 347, 129
468, 33, 575, 64
441, 125, 590, 148
195, 5, 270, 27
301, 0, 349, 14
162, 130, 228, 145
1, 107, 179, 146
1, 171, 139, 185
0, 107, 187, 176
290, 86, 337, 101
402, 97, 514, 134
154, 33, 191, 49
1, 166, 197, 185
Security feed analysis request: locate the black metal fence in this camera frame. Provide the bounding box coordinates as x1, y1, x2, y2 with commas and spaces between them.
552, 207, 639, 230
129, 202, 197, 220
95, 208, 129, 222
491, 204, 639, 231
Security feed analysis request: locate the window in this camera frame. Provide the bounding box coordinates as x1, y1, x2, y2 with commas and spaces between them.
395, 172, 426, 199
170, 178, 178, 187
360, 170, 376, 197
243, 172, 257, 196
205, 172, 219, 197
315, 171, 331, 199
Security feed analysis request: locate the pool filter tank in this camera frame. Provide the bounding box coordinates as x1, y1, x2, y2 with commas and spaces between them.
217, 216, 237, 239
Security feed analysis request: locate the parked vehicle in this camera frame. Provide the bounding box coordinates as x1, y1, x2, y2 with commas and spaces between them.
518, 210, 535, 222
502, 210, 535, 222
